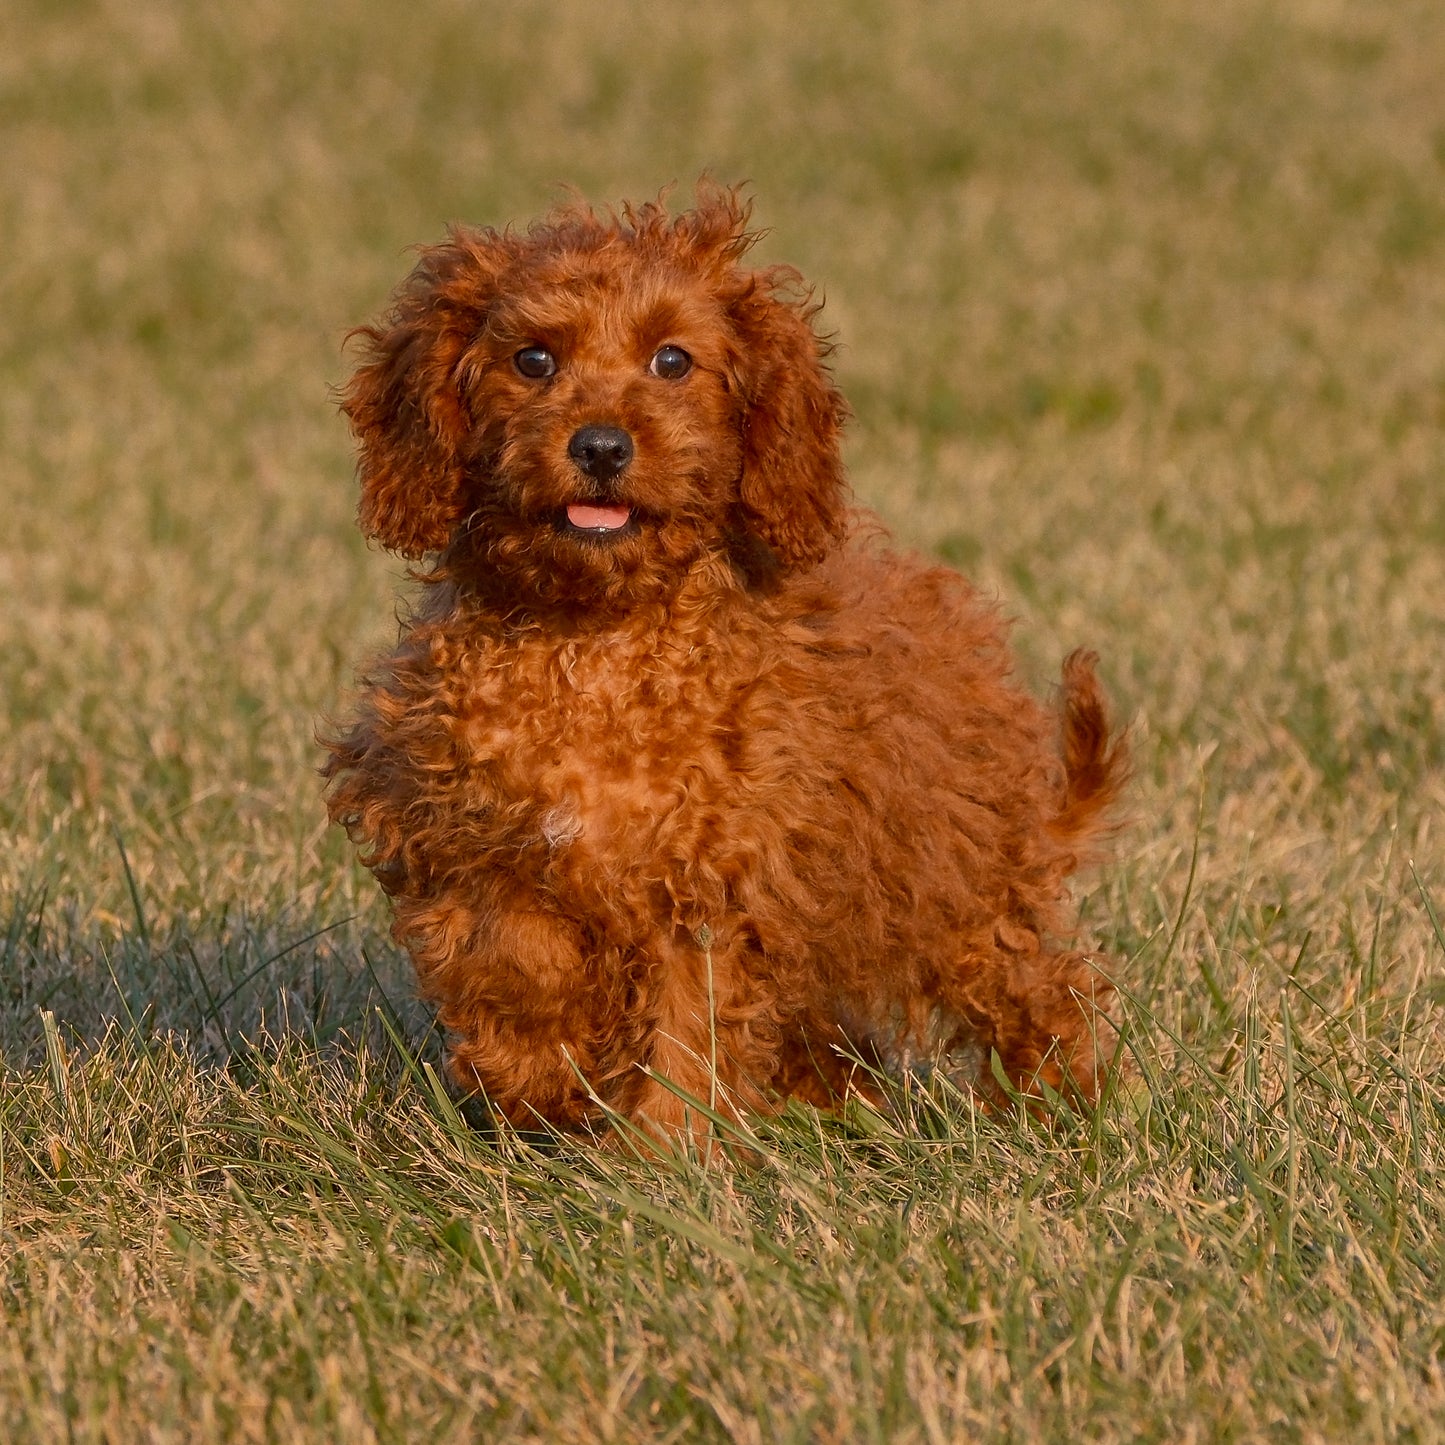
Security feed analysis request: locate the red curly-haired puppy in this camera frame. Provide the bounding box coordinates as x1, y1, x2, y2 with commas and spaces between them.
323, 185, 1126, 1149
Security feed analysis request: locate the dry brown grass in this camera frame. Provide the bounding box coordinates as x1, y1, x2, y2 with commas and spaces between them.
3, 0, 1443, 1439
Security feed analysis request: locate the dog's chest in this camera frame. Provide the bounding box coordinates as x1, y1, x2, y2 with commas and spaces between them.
452, 629, 737, 863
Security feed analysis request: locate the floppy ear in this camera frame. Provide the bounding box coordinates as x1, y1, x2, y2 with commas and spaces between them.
728, 267, 849, 573
341, 231, 503, 558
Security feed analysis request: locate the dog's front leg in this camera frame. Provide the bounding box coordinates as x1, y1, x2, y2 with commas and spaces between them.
616, 929, 778, 1158
396, 896, 610, 1132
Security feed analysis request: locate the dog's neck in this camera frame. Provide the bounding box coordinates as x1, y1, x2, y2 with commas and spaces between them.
413, 540, 761, 640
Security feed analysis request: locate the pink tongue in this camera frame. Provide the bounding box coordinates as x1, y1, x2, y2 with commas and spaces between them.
567, 503, 632, 531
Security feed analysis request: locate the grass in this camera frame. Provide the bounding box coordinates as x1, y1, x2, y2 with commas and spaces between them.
3, 0, 1444, 1438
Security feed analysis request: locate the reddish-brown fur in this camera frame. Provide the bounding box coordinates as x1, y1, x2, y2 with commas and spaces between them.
323, 184, 1126, 1148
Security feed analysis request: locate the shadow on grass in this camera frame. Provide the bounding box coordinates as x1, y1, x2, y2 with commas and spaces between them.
0, 883, 434, 1073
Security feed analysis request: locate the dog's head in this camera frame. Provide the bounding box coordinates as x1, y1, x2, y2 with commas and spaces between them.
342, 184, 848, 607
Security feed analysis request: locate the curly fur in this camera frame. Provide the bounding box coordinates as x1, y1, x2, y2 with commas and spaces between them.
323, 183, 1127, 1148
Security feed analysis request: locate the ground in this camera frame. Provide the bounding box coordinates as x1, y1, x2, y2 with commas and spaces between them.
2, 1, 1443, 1439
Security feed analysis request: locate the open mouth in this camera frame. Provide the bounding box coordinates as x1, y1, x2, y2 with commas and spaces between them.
559, 502, 638, 539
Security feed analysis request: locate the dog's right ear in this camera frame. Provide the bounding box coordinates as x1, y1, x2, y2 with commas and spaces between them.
341, 231, 505, 559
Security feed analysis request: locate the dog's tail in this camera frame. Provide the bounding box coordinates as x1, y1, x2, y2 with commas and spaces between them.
1052, 649, 1128, 846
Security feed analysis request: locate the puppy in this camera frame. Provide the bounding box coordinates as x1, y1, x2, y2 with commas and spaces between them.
323, 185, 1125, 1147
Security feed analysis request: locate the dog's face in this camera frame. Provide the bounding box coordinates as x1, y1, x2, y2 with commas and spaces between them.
454, 243, 750, 600
342, 187, 848, 609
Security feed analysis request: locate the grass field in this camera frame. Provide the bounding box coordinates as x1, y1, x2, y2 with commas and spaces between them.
4, 0, 1444, 1438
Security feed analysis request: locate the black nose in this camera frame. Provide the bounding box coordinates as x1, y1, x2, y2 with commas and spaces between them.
568, 426, 634, 481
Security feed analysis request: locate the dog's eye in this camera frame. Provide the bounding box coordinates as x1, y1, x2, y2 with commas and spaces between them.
649, 346, 692, 380
514, 347, 557, 379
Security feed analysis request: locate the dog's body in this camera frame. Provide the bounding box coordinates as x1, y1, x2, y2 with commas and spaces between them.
324, 187, 1125, 1143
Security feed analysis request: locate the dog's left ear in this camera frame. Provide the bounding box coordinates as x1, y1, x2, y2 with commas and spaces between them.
342, 232, 502, 559
728, 270, 850, 573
